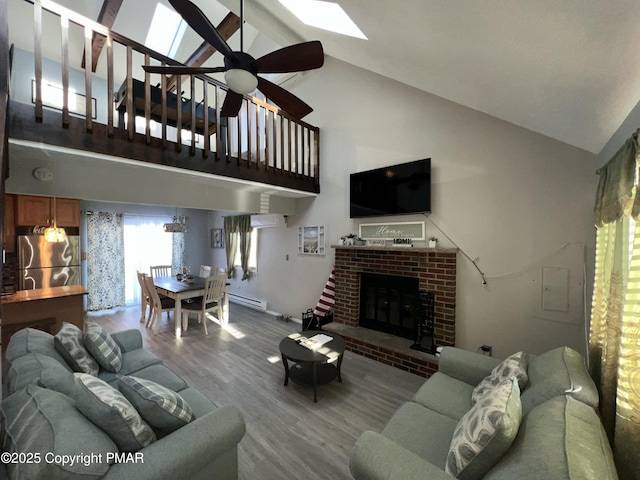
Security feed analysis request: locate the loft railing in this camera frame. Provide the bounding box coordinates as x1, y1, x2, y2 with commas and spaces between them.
16, 0, 320, 192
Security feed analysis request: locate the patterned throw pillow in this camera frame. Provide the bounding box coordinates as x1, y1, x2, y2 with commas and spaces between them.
54, 322, 99, 376
84, 322, 122, 373
119, 376, 193, 433
71, 373, 156, 451
472, 351, 528, 403
446, 377, 522, 480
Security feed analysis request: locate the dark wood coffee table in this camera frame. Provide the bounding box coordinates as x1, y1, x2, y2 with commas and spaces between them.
279, 330, 346, 402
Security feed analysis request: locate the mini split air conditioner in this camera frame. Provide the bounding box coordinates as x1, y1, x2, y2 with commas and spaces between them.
250, 214, 287, 229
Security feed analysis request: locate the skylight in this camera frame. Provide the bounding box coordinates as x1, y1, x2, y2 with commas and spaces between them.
145, 3, 187, 58
278, 0, 367, 40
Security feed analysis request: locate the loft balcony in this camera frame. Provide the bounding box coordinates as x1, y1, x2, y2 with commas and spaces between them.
4, 0, 320, 199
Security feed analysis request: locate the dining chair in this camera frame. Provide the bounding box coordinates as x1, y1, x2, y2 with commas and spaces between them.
181, 273, 227, 335
144, 274, 176, 334
215, 266, 227, 275
199, 265, 212, 277
150, 265, 172, 278
136, 271, 152, 323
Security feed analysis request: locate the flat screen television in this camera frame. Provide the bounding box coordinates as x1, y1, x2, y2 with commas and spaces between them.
350, 158, 431, 218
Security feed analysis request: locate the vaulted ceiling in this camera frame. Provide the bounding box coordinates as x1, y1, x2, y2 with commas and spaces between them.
9, 0, 640, 155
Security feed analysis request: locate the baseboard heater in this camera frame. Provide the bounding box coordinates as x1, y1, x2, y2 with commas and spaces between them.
228, 292, 267, 311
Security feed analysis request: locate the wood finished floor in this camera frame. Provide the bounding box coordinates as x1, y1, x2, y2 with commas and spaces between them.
87, 305, 425, 480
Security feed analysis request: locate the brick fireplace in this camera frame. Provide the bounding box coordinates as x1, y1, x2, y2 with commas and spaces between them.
326, 245, 457, 377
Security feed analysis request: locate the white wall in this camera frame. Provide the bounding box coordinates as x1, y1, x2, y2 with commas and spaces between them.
215, 57, 598, 358
8, 46, 599, 358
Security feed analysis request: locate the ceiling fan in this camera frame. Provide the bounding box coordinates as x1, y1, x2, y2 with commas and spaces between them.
143, 0, 324, 119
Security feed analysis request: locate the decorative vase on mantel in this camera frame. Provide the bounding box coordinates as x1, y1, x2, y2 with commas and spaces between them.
428, 238, 438, 248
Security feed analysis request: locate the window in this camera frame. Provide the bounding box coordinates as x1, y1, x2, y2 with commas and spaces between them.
234, 229, 258, 270
123, 216, 173, 305
278, 0, 367, 39
145, 3, 187, 58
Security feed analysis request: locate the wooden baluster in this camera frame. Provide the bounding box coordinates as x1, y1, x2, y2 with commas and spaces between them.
202, 80, 209, 159
126, 46, 133, 140
60, 14, 69, 128
106, 33, 114, 137
144, 54, 151, 144
33, 1, 43, 122
161, 64, 167, 148
84, 25, 93, 132
190, 75, 196, 156
175, 74, 182, 152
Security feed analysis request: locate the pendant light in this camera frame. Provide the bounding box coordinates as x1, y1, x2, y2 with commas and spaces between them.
44, 197, 66, 243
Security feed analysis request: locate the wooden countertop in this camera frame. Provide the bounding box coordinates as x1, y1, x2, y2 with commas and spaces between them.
1, 285, 88, 304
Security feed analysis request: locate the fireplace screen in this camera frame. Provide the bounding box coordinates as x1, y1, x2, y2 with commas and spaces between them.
359, 273, 419, 339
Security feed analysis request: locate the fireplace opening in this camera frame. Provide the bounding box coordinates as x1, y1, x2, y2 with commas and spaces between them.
359, 273, 419, 339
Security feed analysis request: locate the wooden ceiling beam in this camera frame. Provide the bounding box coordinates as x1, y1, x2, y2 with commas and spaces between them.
81, 0, 123, 72
166, 11, 240, 92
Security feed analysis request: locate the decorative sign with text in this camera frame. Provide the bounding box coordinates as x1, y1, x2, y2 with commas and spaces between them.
359, 221, 425, 240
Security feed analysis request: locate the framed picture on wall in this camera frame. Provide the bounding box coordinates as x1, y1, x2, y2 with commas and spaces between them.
211, 228, 224, 248
297, 225, 325, 255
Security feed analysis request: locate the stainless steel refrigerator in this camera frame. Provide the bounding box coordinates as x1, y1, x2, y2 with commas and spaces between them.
18, 234, 81, 290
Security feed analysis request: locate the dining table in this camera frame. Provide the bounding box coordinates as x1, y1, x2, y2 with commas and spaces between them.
153, 275, 229, 337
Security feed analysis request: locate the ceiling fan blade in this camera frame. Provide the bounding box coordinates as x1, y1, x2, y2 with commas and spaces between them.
220, 90, 244, 117
143, 65, 227, 75
257, 77, 313, 119
254, 40, 324, 74
168, 0, 235, 60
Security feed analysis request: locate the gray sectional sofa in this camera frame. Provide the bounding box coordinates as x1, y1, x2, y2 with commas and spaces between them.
350, 346, 618, 480
1, 325, 246, 480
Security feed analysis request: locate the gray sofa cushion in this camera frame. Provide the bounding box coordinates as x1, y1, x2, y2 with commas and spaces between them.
521, 346, 598, 414
118, 375, 193, 433
177, 387, 217, 418
1, 385, 118, 479
484, 396, 617, 480
84, 322, 122, 373
70, 373, 156, 452
381, 401, 458, 469
5, 352, 75, 396
54, 322, 99, 375
5, 328, 71, 368
446, 378, 522, 480
99, 362, 185, 391
412, 371, 475, 420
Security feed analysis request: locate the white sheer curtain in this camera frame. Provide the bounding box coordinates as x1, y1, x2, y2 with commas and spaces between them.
123, 216, 173, 305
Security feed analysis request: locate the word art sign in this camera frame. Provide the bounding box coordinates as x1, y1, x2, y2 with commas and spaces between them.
359, 221, 425, 240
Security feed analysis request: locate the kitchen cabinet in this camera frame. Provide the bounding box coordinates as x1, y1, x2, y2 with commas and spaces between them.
15, 195, 80, 227
4, 194, 15, 253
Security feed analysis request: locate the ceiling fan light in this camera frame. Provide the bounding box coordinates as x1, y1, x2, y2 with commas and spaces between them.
225, 68, 258, 95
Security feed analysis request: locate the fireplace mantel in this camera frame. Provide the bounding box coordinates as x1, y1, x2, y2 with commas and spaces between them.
332, 245, 458, 254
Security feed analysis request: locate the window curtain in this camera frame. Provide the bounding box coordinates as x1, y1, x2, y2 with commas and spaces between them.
590, 134, 640, 480
87, 212, 125, 311
224, 214, 252, 280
